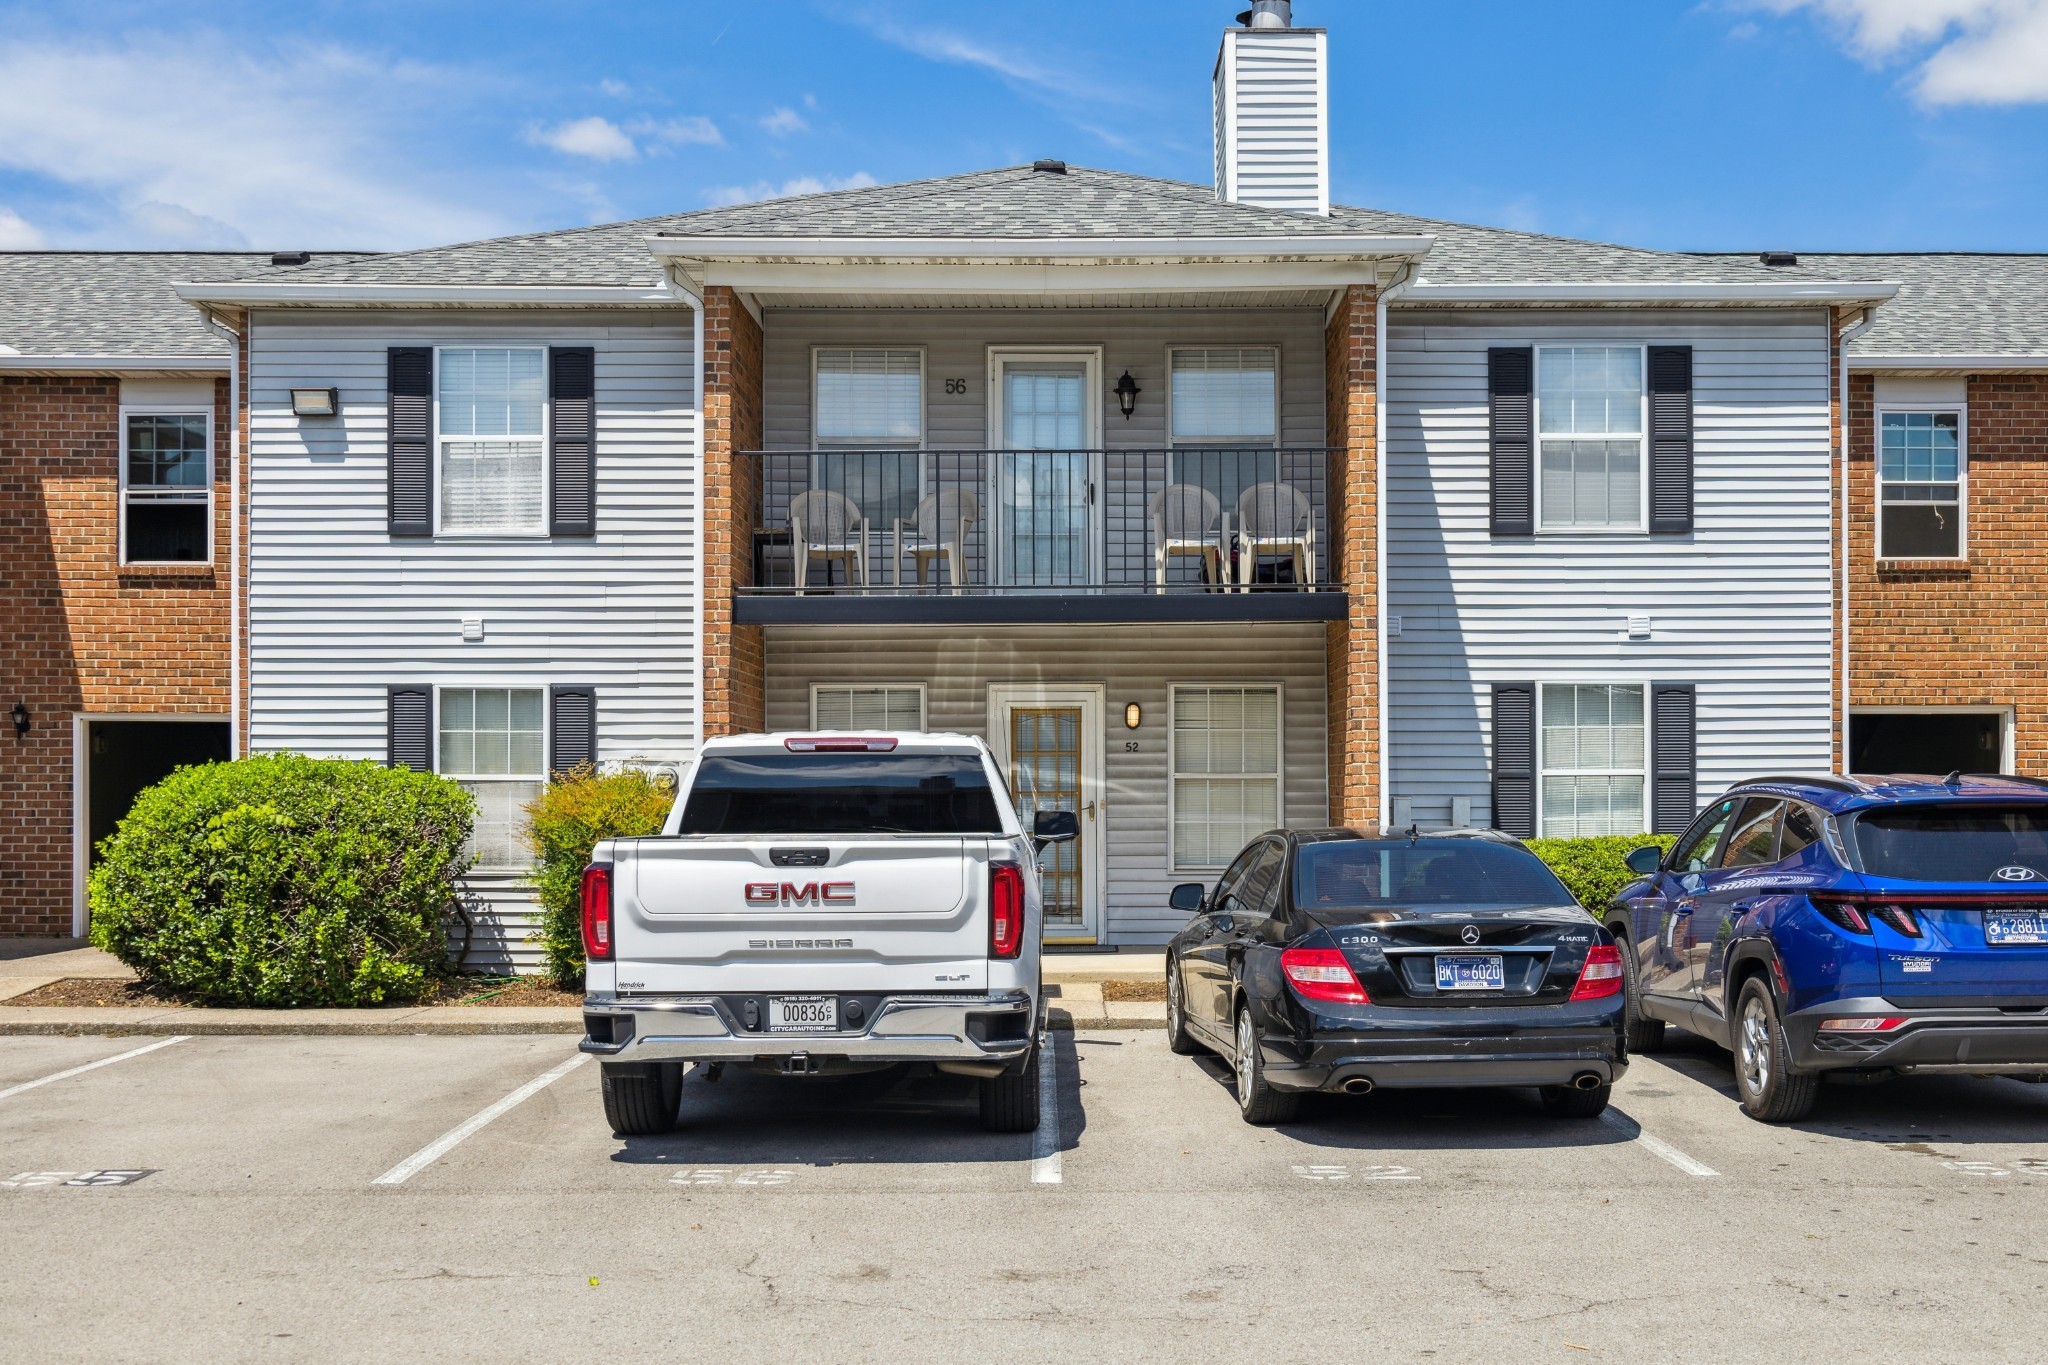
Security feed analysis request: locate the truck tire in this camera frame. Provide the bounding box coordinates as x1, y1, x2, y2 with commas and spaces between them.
601, 1061, 683, 1137
978, 1045, 1042, 1133
1733, 976, 1818, 1124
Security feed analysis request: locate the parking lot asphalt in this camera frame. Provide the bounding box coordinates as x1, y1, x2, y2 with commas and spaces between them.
4, 1028, 2047, 1363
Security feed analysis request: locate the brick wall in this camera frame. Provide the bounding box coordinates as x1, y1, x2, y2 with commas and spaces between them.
1324, 283, 1380, 826
0, 374, 233, 934
1848, 370, 2048, 771
700, 286, 766, 737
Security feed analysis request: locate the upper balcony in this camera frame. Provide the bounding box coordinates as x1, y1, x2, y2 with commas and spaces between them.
735, 446, 1341, 625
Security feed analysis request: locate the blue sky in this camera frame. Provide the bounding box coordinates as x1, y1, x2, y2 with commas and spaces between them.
2, 0, 2046, 254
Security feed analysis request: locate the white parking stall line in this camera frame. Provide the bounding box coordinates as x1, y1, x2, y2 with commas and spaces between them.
1600, 1109, 1719, 1178
0, 1036, 189, 1104
1030, 1038, 1061, 1186
372, 1052, 589, 1187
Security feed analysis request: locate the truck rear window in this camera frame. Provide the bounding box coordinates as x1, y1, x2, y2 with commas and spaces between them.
1852, 805, 2048, 881
677, 753, 1005, 835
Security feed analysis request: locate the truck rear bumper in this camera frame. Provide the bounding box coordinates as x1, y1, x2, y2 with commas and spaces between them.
579, 989, 1037, 1065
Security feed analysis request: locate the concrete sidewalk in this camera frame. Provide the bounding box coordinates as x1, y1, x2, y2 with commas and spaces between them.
0, 938, 1167, 1036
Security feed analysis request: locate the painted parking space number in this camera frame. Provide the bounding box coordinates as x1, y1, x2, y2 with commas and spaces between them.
2, 1169, 156, 1189
669, 1168, 798, 1187
1942, 1158, 2048, 1179
1291, 1163, 1419, 1182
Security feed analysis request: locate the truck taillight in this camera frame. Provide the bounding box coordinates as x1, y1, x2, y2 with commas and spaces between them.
1569, 944, 1625, 1002
990, 862, 1025, 960
581, 865, 614, 962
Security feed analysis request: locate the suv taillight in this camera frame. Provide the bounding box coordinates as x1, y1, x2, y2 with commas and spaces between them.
990, 862, 1025, 960
581, 864, 614, 962
1280, 947, 1369, 1004
1812, 894, 1921, 938
1569, 944, 1624, 1002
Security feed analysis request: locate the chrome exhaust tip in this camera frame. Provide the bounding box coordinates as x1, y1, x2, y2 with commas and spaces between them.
1572, 1071, 1604, 1091
1340, 1077, 1374, 1095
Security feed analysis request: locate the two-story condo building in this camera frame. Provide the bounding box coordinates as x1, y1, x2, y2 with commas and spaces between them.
166, 3, 1907, 963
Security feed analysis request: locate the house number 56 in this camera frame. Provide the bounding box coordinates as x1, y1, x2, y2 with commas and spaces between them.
944, 378, 967, 394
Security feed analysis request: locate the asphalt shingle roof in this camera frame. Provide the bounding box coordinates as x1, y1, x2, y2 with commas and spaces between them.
1778, 253, 2048, 358
0, 251, 370, 357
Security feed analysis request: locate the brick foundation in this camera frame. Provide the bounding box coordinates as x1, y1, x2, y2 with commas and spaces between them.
1323, 283, 1380, 826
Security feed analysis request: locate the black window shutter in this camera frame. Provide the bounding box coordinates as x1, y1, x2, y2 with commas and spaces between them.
1490, 682, 1537, 838
550, 686, 596, 775
549, 346, 596, 536
387, 347, 433, 537
1648, 345, 1694, 534
1488, 347, 1534, 536
1651, 683, 1698, 834
388, 686, 433, 772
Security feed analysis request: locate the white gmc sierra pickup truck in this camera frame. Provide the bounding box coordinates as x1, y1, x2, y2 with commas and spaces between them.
577, 731, 1077, 1136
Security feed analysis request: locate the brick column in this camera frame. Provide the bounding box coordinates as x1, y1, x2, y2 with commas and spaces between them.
700, 285, 766, 737
1324, 283, 1380, 827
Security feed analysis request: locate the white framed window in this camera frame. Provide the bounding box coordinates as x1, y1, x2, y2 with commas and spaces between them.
438, 686, 546, 869
811, 684, 926, 732
1535, 345, 1646, 533
1877, 408, 1965, 560
120, 409, 212, 564
1168, 346, 1278, 444
1170, 684, 1283, 869
436, 346, 547, 535
813, 347, 925, 532
1539, 683, 1648, 837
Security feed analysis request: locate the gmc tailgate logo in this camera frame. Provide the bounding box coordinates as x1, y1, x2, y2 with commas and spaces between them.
745, 881, 855, 907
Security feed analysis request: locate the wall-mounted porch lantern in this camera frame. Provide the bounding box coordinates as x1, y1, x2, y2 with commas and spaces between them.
1113, 370, 1141, 420
1124, 702, 1142, 730
9, 702, 28, 738
290, 387, 340, 418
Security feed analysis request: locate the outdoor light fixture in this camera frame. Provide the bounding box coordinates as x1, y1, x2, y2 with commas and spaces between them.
290, 387, 339, 418
1124, 702, 1142, 729
9, 702, 27, 738
1113, 370, 1141, 419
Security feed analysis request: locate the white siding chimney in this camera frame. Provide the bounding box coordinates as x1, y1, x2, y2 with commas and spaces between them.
1213, 6, 1329, 216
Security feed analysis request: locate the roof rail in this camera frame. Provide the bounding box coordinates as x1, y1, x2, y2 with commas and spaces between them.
1967, 773, 2048, 790
1734, 774, 1872, 794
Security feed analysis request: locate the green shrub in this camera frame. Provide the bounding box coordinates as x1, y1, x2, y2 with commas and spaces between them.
1526, 833, 1677, 912
87, 754, 475, 1007
525, 765, 675, 987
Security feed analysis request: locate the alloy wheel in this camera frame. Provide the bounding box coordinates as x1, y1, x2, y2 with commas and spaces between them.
1166, 966, 1183, 1033
1740, 993, 1772, 1096
1235, 1010, 1255, 1101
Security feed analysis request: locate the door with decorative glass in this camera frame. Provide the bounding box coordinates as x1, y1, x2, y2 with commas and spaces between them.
988, 349, 1101, 587
989, 684, 1105, 944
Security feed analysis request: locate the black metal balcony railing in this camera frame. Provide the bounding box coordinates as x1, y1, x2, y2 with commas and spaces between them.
744, 448, 1334, 595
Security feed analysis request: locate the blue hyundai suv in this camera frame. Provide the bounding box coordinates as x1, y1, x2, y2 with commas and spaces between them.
1607, 774, 2048, 1122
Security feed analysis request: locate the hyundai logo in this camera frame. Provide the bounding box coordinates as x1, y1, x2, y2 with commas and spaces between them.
1460, 924, 1482, 945
1993, 865, 2044, 882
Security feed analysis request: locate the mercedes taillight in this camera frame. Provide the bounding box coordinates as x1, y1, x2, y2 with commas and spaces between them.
1569, 944, 1625, 1001
1280, 946, 1370, 1005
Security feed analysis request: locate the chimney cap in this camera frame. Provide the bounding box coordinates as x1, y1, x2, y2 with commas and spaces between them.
1236, 1, 1292, 27
1031, 159, 1068, 175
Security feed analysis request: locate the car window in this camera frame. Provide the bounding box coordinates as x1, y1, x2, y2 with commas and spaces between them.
1248, 845, 1289, 917
1852, 804, 2048, 882
1718, 798, 1783, 869
1293, 839, 1575, 910
1210, 843, 1265, 913
1780, 804, 1823, 860
677, 752, 1003, 834
1225, 843, 1283, 918
1672, 799, 1738, 874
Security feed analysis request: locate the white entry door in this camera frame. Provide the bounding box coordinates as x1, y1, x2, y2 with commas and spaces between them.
988, 348, 1102, 587
989, 683, 1106, 945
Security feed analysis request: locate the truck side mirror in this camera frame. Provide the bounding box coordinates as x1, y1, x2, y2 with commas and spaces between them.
1169, 882, 1206, 913
1624, 845, 1664, 876
1032, 810, 1079, 851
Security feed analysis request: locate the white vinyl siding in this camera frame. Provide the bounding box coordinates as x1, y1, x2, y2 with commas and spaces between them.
1539, 684, 1647, 837
245, 308, 698, 972
1212, 27, 1329, 216
762, 623, 1327, 945
812, 684, 926, 732
1537, 345, 1645, 532
1386, 308, 1835, 829
1171, 685, 1283, 869
437, 346, 546, 534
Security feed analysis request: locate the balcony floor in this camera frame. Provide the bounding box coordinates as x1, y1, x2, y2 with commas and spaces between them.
733, 589, 1348, 626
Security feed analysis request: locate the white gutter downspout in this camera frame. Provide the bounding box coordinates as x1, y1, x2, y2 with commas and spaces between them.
1837, 307, 1877, 775
664, 266, 708, 756
203, 308, 244, 760
1376, 263, 1418, 828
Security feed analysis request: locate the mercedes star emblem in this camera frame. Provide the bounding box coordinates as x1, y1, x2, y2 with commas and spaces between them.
1460, 924, 1482, 945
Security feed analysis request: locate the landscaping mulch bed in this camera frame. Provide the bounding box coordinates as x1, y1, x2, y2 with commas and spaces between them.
437, 977, 584, 1007
6, 975, 582, 1009
1101, 979, 1166, 1003
4, 978, 190, 1009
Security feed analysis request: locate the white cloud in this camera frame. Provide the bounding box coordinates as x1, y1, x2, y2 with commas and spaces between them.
0, 34, 507, 249
1757, 0, 2048, 103
597, 77, 632, 98
526, 115, 639, 162
633, 115, 724, 148
0, 205, 45, 249
843, 9, 1125, 106
760, 106, 809, 136
702, 172, 878, 207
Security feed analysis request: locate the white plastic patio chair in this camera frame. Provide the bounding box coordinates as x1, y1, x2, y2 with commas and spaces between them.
1148, 483, 1227, 588
789, 487, 870, 590
1236, 482, 1316, 590
892, 488, 978, 588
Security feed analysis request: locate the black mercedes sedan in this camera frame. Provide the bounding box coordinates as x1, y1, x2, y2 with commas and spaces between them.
1163, 827, 1629, 1124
